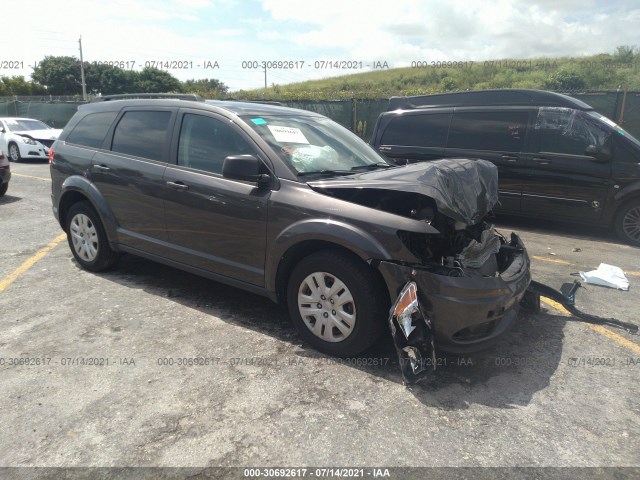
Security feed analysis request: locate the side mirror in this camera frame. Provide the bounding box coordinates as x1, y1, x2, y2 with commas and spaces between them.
585, 144, 611, 162
0, 127, 5, 133
222, 155, 271, 186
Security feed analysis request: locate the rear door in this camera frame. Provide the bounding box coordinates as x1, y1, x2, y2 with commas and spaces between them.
373, 111, 451, 164
444, 108, 533, 215
519, 108, 611, 222
162, 110, 270, 287
91, 108, 175, 254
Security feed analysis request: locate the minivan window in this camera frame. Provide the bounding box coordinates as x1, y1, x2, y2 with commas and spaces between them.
178, 114, 254, 174
380, 113, 451, 147
111, 111, 171, 161
588, 111, 640, 149
536, 108, 609, 156
66, 111, 118, 148
448, 111, 529, 152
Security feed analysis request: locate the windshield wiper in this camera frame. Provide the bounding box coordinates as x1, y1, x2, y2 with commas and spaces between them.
297, 163, 393, 177
349, 163, 393, 171
297, 169, 354, 177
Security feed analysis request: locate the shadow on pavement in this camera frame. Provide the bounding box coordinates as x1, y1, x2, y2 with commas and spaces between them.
90, 253, 566, 410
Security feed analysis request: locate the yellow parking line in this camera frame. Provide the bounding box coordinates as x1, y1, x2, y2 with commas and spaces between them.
0, 233, 66, 293
11, 173, 51, 181
532, 255, 571, 265
540, 297, 640, 355
532, 255, 640, 277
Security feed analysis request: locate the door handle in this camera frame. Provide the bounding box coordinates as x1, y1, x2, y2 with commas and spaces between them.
93, 164, 110, 171
532, 157, 551, 165
501, 155, 518, 162
166, 181, 189, 191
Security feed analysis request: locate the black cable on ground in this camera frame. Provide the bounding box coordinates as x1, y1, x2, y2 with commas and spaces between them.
527, 280, 639, 335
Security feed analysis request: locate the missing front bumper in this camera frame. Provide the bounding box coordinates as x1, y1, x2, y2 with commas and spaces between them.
378, 234, 531, 354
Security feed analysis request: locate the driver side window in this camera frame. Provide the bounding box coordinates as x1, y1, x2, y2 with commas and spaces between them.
536, 108, 610, 156
178, 114, 254, 174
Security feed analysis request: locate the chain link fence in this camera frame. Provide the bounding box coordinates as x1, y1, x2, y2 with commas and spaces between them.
1, 91, 639, 141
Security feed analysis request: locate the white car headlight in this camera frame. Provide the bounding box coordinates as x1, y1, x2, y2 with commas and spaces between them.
21, 137, 37, 145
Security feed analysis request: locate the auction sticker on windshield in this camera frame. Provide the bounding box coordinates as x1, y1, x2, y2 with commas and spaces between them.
268, 125, 309, 144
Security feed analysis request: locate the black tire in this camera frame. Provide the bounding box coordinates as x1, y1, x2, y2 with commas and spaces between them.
0, 182, 7, 197
65, 201, 119, 271
286, 250, 388, 356
8, 142, 21, 162
614, 199, 640, 247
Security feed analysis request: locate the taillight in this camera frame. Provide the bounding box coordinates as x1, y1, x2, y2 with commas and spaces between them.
48, 147, 55, 164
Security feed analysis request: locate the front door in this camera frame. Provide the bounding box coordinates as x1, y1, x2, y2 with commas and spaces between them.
163, 110, 269, 286
520, 108, 611, 222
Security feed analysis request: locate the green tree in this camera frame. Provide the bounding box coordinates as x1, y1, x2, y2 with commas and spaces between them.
84, 63, 136, 94
543, 68, 586, 91
613, 45, 637, 64
31, 56, 82, 94
134, 67, 182, 93
0, 76, 46, 95
182, 78, 228, 98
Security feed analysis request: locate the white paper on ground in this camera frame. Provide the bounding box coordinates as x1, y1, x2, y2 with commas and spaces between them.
579, 263, 630, 291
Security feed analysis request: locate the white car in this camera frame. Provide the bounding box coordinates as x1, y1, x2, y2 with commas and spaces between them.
0, 117, 62, 162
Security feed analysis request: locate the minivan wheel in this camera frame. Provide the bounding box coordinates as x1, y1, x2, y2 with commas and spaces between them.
8, 143, 21, 162
66, 201, 118, 271
286, 250, 388, 356
614, 200, 640, 247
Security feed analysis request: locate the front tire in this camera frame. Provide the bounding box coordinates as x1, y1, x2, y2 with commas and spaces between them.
8, 143, 21, 162
66, 201, 119, 271
614, 200, 640, 247
286, 250, 388, 356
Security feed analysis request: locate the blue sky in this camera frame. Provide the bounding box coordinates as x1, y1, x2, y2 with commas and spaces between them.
5, 0, 640, 91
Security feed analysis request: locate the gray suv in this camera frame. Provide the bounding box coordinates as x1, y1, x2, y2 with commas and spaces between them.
50, 95, 531, 356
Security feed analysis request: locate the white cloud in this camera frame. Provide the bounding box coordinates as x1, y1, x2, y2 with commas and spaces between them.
2, 0, 639, 91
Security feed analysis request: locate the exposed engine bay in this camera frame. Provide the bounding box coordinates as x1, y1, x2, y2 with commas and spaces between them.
307, 158, 509, 278
308, 183, 516, 278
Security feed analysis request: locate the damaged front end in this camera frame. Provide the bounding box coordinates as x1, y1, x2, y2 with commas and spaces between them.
309, 159, 531, 384
380, 228, 530, 384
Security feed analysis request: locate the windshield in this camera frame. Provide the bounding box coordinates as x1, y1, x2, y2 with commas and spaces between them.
588, 111, 640, 149
5, 119, 52, 131
242, 114, 389, 175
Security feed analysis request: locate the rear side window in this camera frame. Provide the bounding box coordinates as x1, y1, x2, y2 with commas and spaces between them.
380, 113, 451, 147
448, 111, 529, 152
65, 111, 118, 148
111, 111, 171, 160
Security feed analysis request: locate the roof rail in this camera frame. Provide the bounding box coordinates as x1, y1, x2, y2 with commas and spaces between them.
92, 93, 204, 102
244, 100, 283, 106
388, 89, 593, 111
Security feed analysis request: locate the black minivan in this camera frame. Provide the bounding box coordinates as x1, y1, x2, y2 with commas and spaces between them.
370, 89, 640, 246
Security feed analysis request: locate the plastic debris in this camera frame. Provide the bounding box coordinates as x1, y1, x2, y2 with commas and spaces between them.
388, 282, 435, 385
579, 263, 630, 291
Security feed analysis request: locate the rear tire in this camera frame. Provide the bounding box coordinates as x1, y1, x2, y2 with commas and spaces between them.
8, 143, 21, 162
0, 182, 7, 197
614, 199, 640, 247
286, 250, 388, 356
66, 201, 119, 271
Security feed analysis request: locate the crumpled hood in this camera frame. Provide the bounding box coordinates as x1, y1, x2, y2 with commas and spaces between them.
14, 129, 62, 141
308, 158, 499, 225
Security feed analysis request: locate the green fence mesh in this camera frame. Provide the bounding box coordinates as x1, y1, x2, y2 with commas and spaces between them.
1, 91, 639, 141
